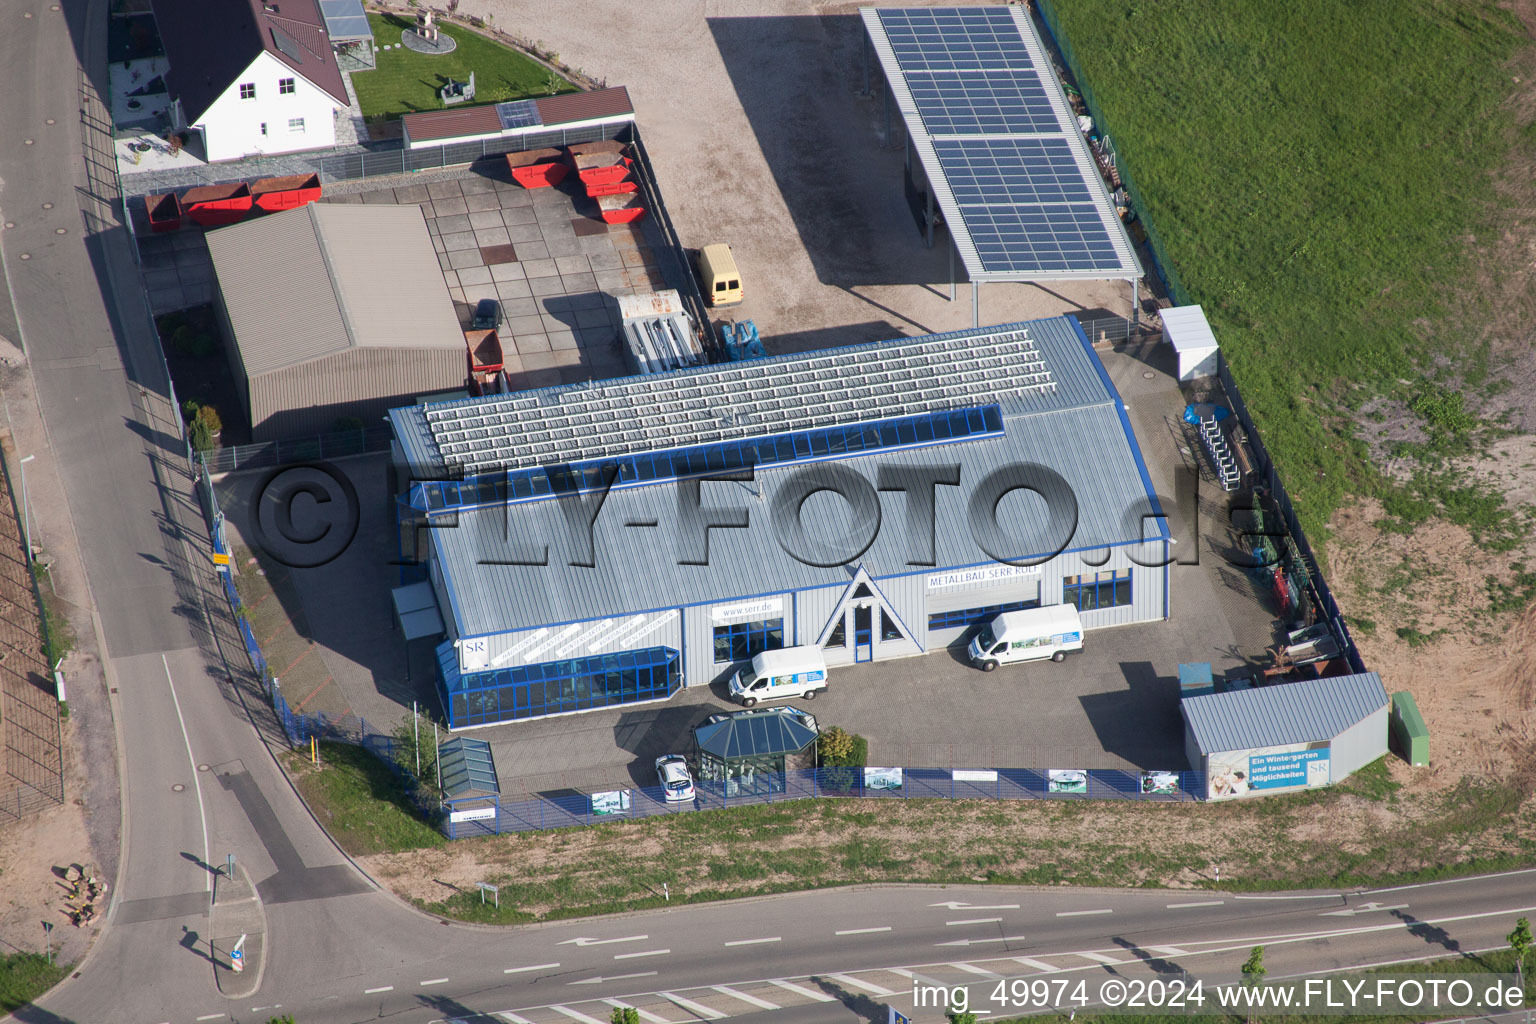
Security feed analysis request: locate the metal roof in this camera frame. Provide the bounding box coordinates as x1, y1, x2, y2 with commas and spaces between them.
861, 7, 1140, 283
317, 0, 371, 41
534, 86, 634, 126
1161, 305, 1220, 359
1181, 673, 1389, 755
695, 709, 819, 761
402, 86, 634, 145
406, 317, 1168, 639
206, 204, 465, 377
438, 736, 500, 799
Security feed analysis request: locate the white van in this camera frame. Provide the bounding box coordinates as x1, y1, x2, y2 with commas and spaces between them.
729, 646, 828, 706
967, 605, 1084, 672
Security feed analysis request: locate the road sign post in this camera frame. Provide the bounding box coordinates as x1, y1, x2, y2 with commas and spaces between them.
42, 921, 53, 965
230, 933, 246, 973
477, 882, 498, 909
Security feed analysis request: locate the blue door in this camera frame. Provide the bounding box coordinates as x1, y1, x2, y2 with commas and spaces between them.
854, 605, 873, 663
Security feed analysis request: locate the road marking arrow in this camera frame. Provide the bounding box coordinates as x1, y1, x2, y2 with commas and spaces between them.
936, 935, 1030, 947
1320, 903, 1409, 917
929, 901, 1021, 910
557, 934, 648, 946
568, 971, 659, 985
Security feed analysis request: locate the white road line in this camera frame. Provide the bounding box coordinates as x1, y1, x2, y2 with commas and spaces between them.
712, 985, 780, 1010
1232, 893, 1339, 901
363, 986, 394, 994
1149, 946, 1189, 956
1168, 900, 1224, 908
496, 1014, 534, 1024
1012, 957, 1061, 972
601, 998, 672, 1023
505, 962, 561, 974
769, 978, 837, 1002
951, 963, 1001, 977
827, 973, 896, 997
196, 1016, 225, 1022
420, 978, 449, 986
549, 1004, 608, 1024
836, 926, 892, 935
1362, 866, 1536, 895
163, 655, 212, 894
659, 991, 727, 1020
1077, 952, 1123, 964
614, 948, 670, 960
724, 936, 781, 947
947, 917, 1003, 926
889, 968, 950, 986
1055, 909, 1112, 917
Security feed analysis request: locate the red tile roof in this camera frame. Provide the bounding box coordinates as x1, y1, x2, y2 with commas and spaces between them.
402, 104, 503, 143
535, 87, 633, 127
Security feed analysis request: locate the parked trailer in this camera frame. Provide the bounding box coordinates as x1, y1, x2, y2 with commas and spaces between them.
464, 328, 504, 374
182, 182, 253, 227
251, 173, 322, 213
144, 192, 183, 233
505, 148, 568, 188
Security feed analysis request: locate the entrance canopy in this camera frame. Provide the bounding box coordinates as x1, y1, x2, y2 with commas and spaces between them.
861, 6, 1141, 283
392, 581, 445, 641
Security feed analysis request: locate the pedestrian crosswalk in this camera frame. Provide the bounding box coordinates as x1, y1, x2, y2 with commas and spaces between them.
446, 948, 1184, 1024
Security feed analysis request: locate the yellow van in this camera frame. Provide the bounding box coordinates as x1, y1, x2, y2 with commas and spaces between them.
698, 243, 743, 307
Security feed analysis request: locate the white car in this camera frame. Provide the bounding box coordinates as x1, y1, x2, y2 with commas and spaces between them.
654, 755, 695, 803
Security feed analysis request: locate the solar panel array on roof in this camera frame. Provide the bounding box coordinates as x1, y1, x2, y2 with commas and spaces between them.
496, 99, 541, 131
271, 26, 305, 64
318, 0, 372, 41
863, 7, 1140, 281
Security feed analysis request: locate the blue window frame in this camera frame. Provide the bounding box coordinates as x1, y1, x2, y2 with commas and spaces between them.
927, 598, 1041, 632
414, 404, 1005, 516
1063, 569, 1132, 611
438, 643, 682, 728
713, 618, 785, 664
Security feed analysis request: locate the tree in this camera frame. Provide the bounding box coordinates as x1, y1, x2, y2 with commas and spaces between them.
1241, 946, 1267, 1024
1510, 916, 1532, 989
268, 1016, 297, 1024
609, 1008, 639, 1024
947, 1010, 977, 1024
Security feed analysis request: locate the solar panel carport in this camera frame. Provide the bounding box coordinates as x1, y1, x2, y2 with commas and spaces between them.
860, 6, 1142, 324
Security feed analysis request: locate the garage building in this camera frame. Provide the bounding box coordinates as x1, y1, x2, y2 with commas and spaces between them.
391, 315, 1172, 729
1182, 672, 1389, 800
207, 203, 467, 441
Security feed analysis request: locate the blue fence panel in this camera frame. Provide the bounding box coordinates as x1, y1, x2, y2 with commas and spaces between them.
998, 769, 1045, 799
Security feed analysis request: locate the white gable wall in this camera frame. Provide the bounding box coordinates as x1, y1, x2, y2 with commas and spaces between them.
192, 51, 340, 162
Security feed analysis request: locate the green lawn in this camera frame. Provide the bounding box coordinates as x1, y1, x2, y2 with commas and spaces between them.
1045, 0, 1531, 544
351, 13, 576, 121
0, 953, 69, 1015
289, 742, 445, 856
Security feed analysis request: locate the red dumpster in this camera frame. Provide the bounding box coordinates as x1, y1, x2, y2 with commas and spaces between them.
182, 182, 253, 227
145, 192, 183, 233
567, 139, 628, 159
573, 152, 633, 187
464, 329, 504, 374
505, 148, 568, 188
251, 173, 322, 213
597, 193, 646, 224
585, 178, 637, 198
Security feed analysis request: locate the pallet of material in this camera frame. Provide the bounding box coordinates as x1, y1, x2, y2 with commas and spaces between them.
505, 148, 568, 188
144, 192, 183, 233
251, 173, 322, 213
181, 182, 253, 227
597, 193, 646, 224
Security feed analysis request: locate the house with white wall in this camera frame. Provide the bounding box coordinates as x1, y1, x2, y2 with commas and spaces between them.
151, 0, 350, 162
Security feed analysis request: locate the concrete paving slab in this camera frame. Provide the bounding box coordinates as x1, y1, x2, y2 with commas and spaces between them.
515, 332, 551, 353
496, 279, 533, 301
440, 229, 477, 251
520, 257, 559, 279
446, 249, 482, 270
430, 196, 469, 218
499, 189, 534, 209
530, 275, 565, 297
489, 261, 526, 282
506, 222, 545, 243
474, 227, 512, 247
464, 192, 503, 213
554, 255, 593, 276
468, 209, 505, 229
456, 265, 492, 287
435, 213, 472, 234
426, 180, 464, 199
507, 314, 545, 336
562, 272, 599, 295
499, 296, 540, 318
501, 205, 537, 226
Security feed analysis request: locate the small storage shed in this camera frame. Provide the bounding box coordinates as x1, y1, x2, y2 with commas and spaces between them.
694, 707, 819, 797
207, 203, 468, 440
1181, 672, 1389, 800
1162, 305, 1221, 382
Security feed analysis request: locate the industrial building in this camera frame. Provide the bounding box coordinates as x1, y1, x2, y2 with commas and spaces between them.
390, 315, 1173, 730
1182, 672, 1389, 799
207, 203, 468, 440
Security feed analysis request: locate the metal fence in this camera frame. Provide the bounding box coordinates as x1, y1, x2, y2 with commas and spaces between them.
198, 426, 394, 475
448, 767, 1204, 839
1034, 0, 1192, 308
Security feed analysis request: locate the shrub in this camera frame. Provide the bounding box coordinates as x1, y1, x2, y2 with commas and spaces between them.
818, 726, 868, 793
189, 417, 214, 452
196, 404, 222, 435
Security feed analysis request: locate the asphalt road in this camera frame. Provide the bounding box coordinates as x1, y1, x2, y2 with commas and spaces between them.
2, 4, 1534, 1024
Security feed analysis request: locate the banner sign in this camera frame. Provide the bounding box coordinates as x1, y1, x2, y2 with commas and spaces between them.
864, 767, 903, 791
1047, 769, 1087, 794
927, 564, 1040, 591
710, 597, 784, 624
448, 806, 497, 823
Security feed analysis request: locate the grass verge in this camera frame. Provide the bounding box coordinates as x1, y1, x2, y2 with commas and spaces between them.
1047, 0, 1531, 542
352, 13, 575, 121
355, 759, 1536, 925
287, 741, 444, 857
0, 953, 69, 1015
30, 565, 75, 667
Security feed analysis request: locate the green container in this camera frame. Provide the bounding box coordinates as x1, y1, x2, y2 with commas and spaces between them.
1390, 691, 1429, 766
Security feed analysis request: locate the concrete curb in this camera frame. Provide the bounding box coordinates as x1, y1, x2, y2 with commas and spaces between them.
210, 861, 267, 999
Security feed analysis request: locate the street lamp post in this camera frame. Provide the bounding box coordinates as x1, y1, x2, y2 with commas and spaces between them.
18, 454, 36, 563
